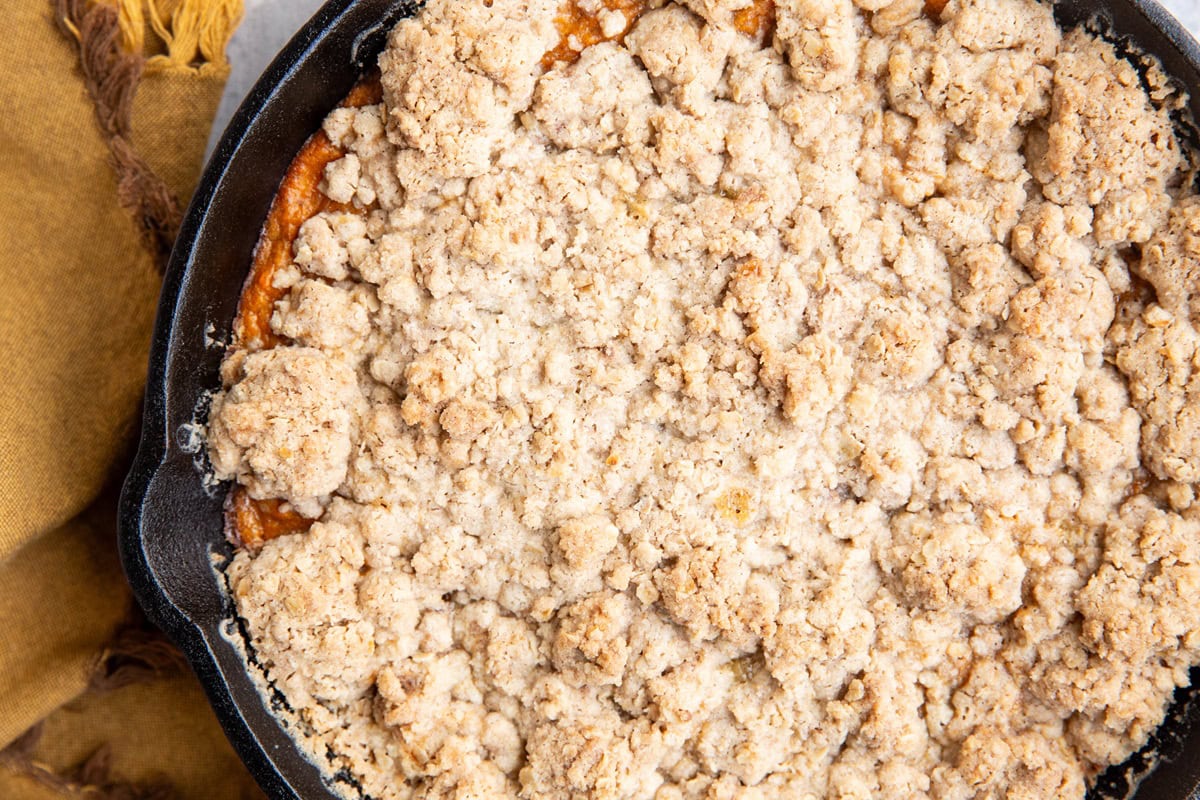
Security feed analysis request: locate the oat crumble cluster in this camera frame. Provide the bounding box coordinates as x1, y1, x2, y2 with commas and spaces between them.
206, 0, 1200, 797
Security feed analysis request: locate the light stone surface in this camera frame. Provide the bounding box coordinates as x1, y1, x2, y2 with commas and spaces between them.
205, 0, 327, 157
1170, 0, 1200, 37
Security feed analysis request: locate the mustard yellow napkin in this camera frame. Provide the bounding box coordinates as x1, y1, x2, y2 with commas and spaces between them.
0, 1, 263, 796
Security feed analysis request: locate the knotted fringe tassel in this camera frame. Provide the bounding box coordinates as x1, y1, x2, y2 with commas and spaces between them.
54, 0, 185, 272
117, 0, 243, 74
0, 724, 177, 800
88, 608, 191, 693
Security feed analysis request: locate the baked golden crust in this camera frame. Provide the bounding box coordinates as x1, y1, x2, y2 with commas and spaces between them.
224, 0, 661, 545
208, 0, 1200, 797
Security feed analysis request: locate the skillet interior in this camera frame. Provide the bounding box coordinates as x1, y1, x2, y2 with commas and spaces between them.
119, 1, 1200, 797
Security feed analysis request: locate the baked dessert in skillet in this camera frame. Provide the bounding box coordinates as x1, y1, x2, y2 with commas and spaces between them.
205, 0, 1200, 796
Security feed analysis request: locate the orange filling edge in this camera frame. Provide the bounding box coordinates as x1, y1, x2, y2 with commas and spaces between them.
226, 77, 382, 550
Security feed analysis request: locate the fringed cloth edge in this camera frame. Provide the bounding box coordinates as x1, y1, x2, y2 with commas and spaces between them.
53, 0, 232, 269
0, 724, 178, 800
119, 0, 243, 75
57, 0, 242, 76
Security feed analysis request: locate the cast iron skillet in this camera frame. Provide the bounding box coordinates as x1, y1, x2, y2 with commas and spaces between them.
119, 1, 1200, 798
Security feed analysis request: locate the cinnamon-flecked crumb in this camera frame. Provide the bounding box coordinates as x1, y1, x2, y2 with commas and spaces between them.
207, 0, 1200, 797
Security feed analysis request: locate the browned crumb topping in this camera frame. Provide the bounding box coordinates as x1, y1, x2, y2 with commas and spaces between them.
207, 0, 1200, 798
542, 0, 649, 67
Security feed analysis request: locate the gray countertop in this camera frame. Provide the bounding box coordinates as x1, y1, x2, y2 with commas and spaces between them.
206, 0, 1200, 156
1168, 0, 1200, 33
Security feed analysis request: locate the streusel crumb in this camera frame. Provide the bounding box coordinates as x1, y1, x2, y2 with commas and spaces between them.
208, 0, 1200, 797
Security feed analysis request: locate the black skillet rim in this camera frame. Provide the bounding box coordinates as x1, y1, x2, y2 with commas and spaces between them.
119, 1, 417, 798
119, 1, 1200, 798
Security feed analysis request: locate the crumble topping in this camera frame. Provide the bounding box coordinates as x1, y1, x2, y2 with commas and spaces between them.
208, 0, 1200, 797
209, 347, 362, 518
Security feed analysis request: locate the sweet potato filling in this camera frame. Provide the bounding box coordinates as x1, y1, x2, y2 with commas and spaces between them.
226, 78, 382, 548
732, 0, 775, 44
234, 77, 383, 351
226, 491, 315, 551
541, 0, 649, 68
